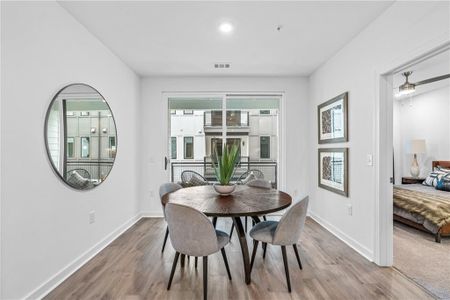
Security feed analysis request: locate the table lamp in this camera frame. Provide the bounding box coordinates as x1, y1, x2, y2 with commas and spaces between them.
408, 139, 426, 177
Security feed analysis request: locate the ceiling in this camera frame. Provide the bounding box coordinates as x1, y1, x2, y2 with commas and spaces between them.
60, 1, 393, 77
393, 49, 450, 99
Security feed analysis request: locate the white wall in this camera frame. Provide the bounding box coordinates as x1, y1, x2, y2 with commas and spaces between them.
308, 1, 450, 261
140, 77, 309, 215
394, 86, 450, 183
1, 2, 140, 299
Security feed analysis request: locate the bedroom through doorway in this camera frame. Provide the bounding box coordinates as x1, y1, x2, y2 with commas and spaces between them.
391, 48, 450, 299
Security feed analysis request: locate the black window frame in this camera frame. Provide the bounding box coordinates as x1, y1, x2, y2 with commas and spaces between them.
80, 137, 90, 158
171, 137, 177, 159
67, 137, 75, 158
260, 136, 270, 159
184, 136, 194, 159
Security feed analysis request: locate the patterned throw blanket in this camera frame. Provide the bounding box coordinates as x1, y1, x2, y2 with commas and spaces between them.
394, 186, 450, 228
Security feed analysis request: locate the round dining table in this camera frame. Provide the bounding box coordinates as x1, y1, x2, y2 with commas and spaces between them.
163, 184, 292, 284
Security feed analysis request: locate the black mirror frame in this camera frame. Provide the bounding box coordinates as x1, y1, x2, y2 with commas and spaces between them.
44, 83, 118, 191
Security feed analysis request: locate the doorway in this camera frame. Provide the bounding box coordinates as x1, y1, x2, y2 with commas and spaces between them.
378, 46, 450, 298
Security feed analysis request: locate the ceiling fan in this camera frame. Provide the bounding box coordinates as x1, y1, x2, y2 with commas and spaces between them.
398, 71, 450, 96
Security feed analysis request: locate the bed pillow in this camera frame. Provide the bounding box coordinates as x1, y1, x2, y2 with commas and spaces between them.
437, 166, 450, 173
423, 170, 448, 187
436, 173, 450, 191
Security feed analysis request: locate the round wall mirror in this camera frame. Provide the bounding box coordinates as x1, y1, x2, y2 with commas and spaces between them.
45, 84, 117, 190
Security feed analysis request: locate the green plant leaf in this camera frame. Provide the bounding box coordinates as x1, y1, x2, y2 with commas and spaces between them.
211, 141, 240, 185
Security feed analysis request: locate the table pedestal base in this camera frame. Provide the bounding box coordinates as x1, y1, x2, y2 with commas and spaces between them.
232, 216, 261, 284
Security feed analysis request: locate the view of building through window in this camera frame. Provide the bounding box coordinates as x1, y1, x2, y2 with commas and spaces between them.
168, 95, 280, 187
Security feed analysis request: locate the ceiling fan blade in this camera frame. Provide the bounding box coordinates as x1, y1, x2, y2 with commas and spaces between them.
415, 74, 450, 86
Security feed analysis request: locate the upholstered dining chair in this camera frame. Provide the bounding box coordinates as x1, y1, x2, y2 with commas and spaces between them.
249, 196, 309, 293
247, 178, 272, 189
229, 179, 272, 239
165, 203, 232, 300
159, 182, 183, 252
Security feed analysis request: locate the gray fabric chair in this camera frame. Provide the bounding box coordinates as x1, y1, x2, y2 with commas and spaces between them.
229, 179, 272, 238
247, 179, 272, 189
165, 203, 232, 300
249, 196, 309, 293
159, 183, 183, 252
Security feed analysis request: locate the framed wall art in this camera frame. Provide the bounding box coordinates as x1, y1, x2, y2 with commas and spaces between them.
318, 92, 348, 144
318, 148, 348, 197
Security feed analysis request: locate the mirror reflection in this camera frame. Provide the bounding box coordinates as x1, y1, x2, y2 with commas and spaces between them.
45, 84, 117, 190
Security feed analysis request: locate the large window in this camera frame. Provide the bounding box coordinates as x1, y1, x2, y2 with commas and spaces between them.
67, 137, 75, 158
184, 137, 194, 159
260, 136, 270, 159
168, 95, 280, 187
171, 137, 177, 159
81, 137, 90, 158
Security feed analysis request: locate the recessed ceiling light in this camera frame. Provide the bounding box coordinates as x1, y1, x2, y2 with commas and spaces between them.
219, 22, 234, 34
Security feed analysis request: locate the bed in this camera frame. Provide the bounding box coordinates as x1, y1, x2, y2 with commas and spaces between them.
393, 161, 450, 243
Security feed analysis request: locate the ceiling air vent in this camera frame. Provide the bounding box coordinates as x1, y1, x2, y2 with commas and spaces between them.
214, 62, 231, 69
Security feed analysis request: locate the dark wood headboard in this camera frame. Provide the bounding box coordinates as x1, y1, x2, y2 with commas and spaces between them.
432, 161, 450, 169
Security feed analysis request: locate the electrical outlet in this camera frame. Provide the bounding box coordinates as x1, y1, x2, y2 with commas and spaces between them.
89, 211, 95, 224
293, 189, 298, 197
367, 154, 373, 166
149, 190, 155, 198
347, 204, 353, 216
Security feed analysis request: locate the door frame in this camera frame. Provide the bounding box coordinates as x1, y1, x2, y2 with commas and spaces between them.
162, 91, 286, 191
374, 40, 450, 266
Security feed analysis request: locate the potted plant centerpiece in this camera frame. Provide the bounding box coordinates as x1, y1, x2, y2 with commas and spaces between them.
211, 142, 240, 195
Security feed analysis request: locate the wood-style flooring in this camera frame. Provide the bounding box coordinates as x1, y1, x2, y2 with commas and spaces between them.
45, 217, 433, 299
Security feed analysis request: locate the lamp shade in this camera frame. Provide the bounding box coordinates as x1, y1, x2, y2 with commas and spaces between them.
408, 139, 426, 154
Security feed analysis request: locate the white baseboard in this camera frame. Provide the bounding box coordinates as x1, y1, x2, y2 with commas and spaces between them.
308, 211, 374, 262
140, 211, 163, 218
24, 213, 145, 300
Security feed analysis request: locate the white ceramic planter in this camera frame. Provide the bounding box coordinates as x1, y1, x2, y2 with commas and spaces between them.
213, 184, 236, 196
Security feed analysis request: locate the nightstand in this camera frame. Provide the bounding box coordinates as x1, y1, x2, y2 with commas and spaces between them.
401, 177, 425, 184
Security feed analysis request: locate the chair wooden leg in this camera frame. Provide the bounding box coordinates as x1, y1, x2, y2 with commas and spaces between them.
436, 232, 442, 243
212, 217, 218, 228
229, 223, 234, 239
180, 254, 185, 267
167, 252, 180, 290
203, 256, 208, 300
195, 256, 198, 269
245, 217, 248, 232
262, 242, 267, 259
292, 244, 303, 270
221, 248, 232, 280
250, 240, 259, 272
162, 226, 169, 253
281, 246, 291, 292
263, 215, 267, 221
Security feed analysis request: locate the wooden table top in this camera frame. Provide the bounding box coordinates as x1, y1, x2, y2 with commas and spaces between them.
163, 185, 292, 217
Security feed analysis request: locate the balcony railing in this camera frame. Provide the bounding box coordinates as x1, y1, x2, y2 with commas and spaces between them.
66, 160, 114, 181
171, 156, 277, 188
